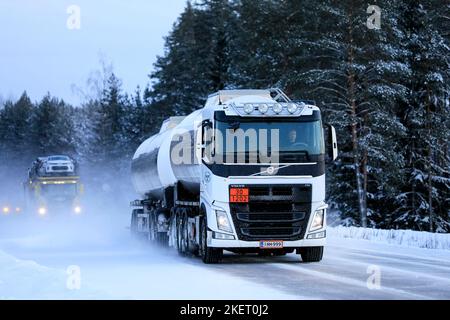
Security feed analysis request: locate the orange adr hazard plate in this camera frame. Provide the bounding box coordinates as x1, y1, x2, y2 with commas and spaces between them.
229, 188, 249, 203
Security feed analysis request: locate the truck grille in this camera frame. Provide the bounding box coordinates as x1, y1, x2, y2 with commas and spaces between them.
229, 184, 312, 241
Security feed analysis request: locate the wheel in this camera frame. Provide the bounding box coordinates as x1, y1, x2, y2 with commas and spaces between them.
156, 232, 169, 246
131, 209, 146, 240
200, 215, 223, 264
152, 209, 169, 247
176, 209, 187, 255
130, 209, 141, 234
300, 246, 323, 262
148, 209, 156, 242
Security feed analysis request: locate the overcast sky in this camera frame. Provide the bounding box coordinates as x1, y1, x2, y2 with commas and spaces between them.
0, 0, 187, 105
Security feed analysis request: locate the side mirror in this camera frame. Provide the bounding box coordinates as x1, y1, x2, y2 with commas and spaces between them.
324, 124, 338, 162
200, 119, 214, 163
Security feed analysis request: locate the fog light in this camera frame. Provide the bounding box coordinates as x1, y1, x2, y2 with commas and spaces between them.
213, 231, 235, 240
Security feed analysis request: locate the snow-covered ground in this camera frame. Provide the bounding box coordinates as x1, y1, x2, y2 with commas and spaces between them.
329, 226, 450, 250
0, 213, 449, 299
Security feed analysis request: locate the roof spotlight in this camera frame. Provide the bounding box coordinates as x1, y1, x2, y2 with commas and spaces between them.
273, 103, 283, 114
243, 103, 254, 114
258, 103, 269, 114
287, 103, 299, 114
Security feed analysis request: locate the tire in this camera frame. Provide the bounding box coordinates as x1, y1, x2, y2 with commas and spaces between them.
300, 246, 324, 262
176, 209, 187, 255
130, 209, 141, 234
156, 232, 169, 246
152, 209, 169, 247
200, 215, 223, 264
131, 209, 147, 240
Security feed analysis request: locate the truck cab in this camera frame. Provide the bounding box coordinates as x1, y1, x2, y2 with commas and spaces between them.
24, 156, 83, 216
197, 89, 337, 261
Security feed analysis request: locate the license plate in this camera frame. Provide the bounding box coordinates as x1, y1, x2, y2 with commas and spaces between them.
229, 188, 249, 203
259, 240, 284, 249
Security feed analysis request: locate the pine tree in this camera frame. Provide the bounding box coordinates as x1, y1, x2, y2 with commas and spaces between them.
0, 92, 35, 166
90, 73, 129, 167
392, 0, 450, 232
150, 1, 235, 116
31, 94, 76, 157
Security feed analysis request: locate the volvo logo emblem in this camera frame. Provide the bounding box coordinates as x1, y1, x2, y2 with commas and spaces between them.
266, 166, 275, 175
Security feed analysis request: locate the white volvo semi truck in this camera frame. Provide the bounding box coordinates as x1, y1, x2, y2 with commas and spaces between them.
130, 89, 337, 263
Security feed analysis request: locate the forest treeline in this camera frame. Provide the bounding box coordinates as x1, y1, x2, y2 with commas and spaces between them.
0, 0, 449, 231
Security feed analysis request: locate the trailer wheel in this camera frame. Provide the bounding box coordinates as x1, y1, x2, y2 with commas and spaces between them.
200, 216, 222, 264
156, 232, 169, 247
130, 209, 141, 234
300, 246, 323, 262
176, 209, 187, 255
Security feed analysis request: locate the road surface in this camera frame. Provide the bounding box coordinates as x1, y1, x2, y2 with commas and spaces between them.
0, 214, 449, 299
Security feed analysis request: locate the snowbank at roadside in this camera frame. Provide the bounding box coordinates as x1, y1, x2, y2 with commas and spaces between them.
0, 249, 104, 299
328, 226, 450, 250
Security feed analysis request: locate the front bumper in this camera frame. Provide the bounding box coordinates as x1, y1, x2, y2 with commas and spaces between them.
208, 231, 326, 248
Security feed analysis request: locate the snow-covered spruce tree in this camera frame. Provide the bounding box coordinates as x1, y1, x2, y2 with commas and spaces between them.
290, 0, 411, 228
89, 73, 132, 169
31, 94, 77, 158
392, 0, 450, 232
0, 92, 35, 167
229, 0, 314, 89
150, 1, 235, 116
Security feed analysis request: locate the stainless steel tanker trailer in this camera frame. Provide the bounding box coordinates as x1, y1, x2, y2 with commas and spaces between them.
130, 89, 338, 263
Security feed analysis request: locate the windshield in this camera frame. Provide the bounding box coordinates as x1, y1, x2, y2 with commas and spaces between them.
214, 118, 325, 164
42, 184, 77, 198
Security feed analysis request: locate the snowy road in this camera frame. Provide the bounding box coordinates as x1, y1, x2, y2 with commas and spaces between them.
0, 214, 449, 299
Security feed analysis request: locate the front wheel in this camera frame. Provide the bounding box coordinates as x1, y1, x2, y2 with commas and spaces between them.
200, 216, 222, 264
130, 209, 142, 234
300, 246, 323, 262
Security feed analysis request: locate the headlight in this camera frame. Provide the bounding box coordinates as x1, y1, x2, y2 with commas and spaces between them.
216, 210, 233, 233
2, 206, 10, 214
310, 209, 325, 232
74, 206, 82, 214
38, 207, 47, 216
